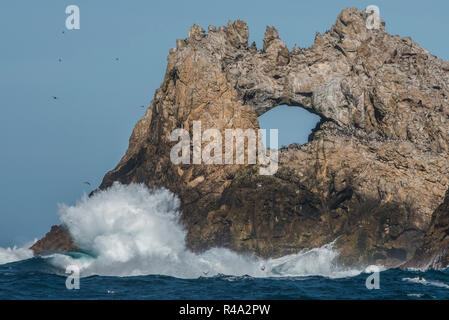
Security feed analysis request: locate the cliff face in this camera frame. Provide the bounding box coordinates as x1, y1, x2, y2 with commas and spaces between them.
33, 8, 449, 268
403, 190, 449, 269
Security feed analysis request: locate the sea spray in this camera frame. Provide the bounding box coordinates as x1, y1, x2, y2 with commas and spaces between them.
44, 182, 363, 279
0, 243, 35, 265
0, 183, 365, 278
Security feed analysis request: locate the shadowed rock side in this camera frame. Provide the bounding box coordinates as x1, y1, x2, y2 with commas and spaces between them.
403, 189, 449, 269
33, 8, 449, 268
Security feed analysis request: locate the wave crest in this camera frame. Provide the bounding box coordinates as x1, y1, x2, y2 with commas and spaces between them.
0, 244, 34, 265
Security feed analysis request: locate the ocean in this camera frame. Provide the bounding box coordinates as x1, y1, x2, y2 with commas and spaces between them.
1, 258, 449, 299
1, 183, 448, 300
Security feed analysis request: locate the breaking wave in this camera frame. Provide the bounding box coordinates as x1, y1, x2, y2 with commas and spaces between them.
0, 243, 35, 265
3, 183, 366, 279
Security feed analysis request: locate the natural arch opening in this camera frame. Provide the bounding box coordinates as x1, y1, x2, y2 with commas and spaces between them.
258, 105, 321, 148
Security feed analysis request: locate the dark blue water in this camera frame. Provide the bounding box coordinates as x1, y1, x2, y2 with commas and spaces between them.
1, 257, 449, 299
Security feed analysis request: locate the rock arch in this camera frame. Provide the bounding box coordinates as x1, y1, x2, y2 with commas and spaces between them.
34, 8, 449, 268
258, 105, 321, 147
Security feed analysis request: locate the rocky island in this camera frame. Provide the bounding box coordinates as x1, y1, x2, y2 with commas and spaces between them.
32, 8, 449, 269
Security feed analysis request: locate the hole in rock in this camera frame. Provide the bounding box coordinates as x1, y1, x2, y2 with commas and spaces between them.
258, 105, 321, 148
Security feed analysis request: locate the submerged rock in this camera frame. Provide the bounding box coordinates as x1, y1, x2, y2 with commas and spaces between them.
33, 8, 449, 268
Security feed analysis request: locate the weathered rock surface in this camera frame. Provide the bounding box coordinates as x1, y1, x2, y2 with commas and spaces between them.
403, 189, 449, 269
32, 8, 449, 268
31, 225, 78, 256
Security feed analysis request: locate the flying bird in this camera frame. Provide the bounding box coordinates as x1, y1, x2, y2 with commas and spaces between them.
52, 96, 58, 100
83, 181, 91, 186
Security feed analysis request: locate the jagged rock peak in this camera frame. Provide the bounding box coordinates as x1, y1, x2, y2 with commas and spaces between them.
263, 26, 280, 51
262, 25, 289, 65
333, 7, 386, 39
291, 44, 300, 55
249, 41, 257, 51
225, 19, 249, 49
188, 24, 206, 41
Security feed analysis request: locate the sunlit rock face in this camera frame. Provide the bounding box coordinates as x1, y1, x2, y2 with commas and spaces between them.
34, 8, 449, 268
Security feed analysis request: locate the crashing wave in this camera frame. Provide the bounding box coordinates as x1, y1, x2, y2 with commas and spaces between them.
2, 183, 366, 279
0, 243, 35, 265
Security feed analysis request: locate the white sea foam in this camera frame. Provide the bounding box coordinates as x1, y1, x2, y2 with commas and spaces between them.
364, 265, 386, 273
3, 182, 365, 279
0, 242, 35, 265
402, 277, 449, 289
406, 293, 424, 298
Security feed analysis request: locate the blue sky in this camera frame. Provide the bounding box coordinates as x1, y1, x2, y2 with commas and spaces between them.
1, 0, 448, 247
